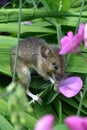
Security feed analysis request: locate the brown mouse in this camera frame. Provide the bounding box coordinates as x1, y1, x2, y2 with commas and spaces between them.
11, 37, 65, 103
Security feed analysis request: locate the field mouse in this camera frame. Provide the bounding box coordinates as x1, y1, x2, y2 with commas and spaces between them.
11, 37, 65, 103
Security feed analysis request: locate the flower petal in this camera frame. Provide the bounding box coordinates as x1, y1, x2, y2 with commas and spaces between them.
58, 77, 83, 98
83, 24, 87, 48
59, 32, 74, 55
59, 44, 73, 55
78, 23, 84, 37
82, 118, 87, 129
65, 116, 84, 130
59, 24, 85, 55
67, 31, 74, 38
34, 115, 54, 130
59, 30, 82, 55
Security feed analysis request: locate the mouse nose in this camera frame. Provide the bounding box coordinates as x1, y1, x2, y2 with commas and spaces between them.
55, 74, 63, 81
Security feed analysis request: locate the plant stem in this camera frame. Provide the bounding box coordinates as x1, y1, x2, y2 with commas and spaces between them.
56, 24, 61, 47
3, 0, 22, 117
75, 0, 85, 34
66, 0, 85, 68
77, 75, 87, 116
12, 0, 22, 82
76, 0, 85, 115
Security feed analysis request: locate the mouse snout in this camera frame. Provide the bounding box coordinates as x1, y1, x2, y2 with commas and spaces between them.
55, 74, 64, 81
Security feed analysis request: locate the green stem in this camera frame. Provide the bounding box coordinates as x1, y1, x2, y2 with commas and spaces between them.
77, 75, 87, 116
75, 0, 85, 34
76, 0, 85, 115
66, 0, 85, 68
12, 0, 22, 82
3, 0, 22, 117
56, 24, 61, 47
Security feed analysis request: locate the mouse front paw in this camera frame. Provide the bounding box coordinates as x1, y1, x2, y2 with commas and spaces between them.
26, 90, 42, 104
32, 94, 42, 104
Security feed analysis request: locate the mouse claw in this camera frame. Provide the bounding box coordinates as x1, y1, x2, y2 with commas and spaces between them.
32, 94, 42, 105
36, 94, 43, 104
26, 90, 42, 104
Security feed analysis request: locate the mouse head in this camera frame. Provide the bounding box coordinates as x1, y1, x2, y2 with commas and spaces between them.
40, 45, 65, 84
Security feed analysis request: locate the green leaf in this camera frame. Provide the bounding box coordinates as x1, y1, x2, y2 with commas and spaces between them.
46, 0, 71, 11
59, 94, 87, 115
76, 93, 87, 109
66, 53, 87, 73
22, 112, 37, 130
0, 115, 14, 130
0, 36, 17, 76
40, 0, 50, 11
31, 76, 51, 89
53, 99, 63, 124
0, 23, 56, 34
54, 124, 69, 130
31, 103, 59, 124
46, 0, 60, 11
0, 99, 7, 116
46, 91, 58, 104
61, 0, 71, 11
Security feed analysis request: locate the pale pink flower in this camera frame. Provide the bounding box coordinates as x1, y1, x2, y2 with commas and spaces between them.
59, 24, 84, 55
65, 116, 87, 130
58, 76, 83, 98
34, 115, 54, 130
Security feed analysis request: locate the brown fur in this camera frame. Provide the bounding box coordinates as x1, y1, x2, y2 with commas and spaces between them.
11, 37, 65, 88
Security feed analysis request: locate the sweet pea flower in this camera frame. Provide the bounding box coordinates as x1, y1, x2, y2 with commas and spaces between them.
65, 116, 87, 130
78, 23, 84, 38
59, 24, 84, 55
58, 76, 83, 98
83, 23, 87, 48
34, 115, 54, 130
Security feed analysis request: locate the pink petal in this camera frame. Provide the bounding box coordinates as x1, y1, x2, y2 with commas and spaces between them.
58, 77, 83, 98
59, 31, 82, 55
67, 31, 74, 38
74, 33, 82, 46
78, 23, 84, 37
74, 24, 84, 47
59, 44, 73, 55
65, 116, 84, 130
59, 32, 74, 55
84, 24, 87, 39
60, 36, 71, 47
60, 31, 74, 47
34, 115, 54, 130
83, 24, 87, 48
82, 118, 87, 129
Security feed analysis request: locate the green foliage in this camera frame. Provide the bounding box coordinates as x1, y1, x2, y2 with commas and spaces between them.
8, 84, 33, 130
0, 0, 87, 130
54, 124, 69, 130
0, 98, 7, 115
40, 0, 71, 11
0, 115, 14, 130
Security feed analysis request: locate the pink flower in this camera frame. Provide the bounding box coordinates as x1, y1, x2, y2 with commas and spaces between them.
83, 23, 87, 48
59, 24, 84, 55
58, 76, 83, 98
78, 23, 84, 38
34, 115, 54, 130
65, 116, 87, 130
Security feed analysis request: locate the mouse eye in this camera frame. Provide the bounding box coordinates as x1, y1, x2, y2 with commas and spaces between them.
52, 63, 58, 70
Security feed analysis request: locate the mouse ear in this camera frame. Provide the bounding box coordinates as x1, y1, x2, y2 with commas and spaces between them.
41, 45, 53, 58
